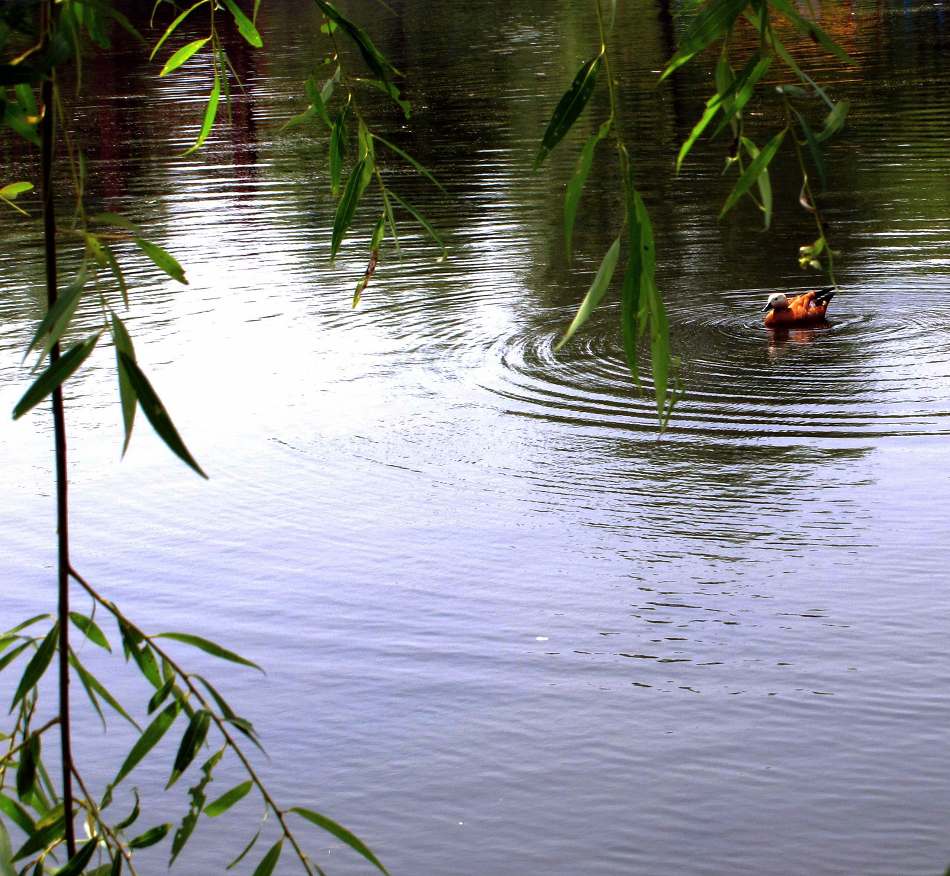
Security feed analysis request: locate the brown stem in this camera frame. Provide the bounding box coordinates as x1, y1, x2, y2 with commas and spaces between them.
71, 765, 140, 876
40, 0, 76, 857
0, 718, 60, 767
69, 567, 320, 876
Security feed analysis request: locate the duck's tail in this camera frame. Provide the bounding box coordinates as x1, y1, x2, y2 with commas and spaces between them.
815, 286, 836, 306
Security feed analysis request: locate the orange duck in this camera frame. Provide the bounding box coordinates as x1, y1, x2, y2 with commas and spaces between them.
763, 287, 835, 327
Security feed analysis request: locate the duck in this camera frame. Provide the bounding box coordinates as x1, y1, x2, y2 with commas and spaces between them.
763, 286, 836, 328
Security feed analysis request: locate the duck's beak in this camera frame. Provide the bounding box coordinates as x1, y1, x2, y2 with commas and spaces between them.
762, 302, 774, 312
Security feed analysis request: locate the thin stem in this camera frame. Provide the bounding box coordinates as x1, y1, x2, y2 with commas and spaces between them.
71, 765, 140, 876
0, 718, 60, 767
40, 0, 77, 858
69, 567, 320, 876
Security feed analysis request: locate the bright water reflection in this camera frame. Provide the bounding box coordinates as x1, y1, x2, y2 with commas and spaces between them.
2, 1, 950, 873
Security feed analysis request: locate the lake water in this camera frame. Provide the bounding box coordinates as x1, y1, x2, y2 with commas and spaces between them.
2, 1, 950, 873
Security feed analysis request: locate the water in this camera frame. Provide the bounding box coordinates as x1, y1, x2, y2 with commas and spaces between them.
2, 1, 950, 873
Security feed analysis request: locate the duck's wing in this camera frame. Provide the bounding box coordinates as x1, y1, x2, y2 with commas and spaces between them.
814, 286, 836, 306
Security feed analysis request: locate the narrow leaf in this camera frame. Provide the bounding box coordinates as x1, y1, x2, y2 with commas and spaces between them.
535, 55, 601, 168
10, 623, 58, 709
0, 182, 32, 200
52, 837, 98, 876
68, 612, 110, 651
112, 704, 179, 787
167, 710, 211, 788
151, 0, 209, 60
148, 677, 175, 714
661, 0, 749, 81
554, 237, 621, 351
183, 71, 221, 156
110, 313, 137, 455
291, 807, 388, 874
0, 820, 11, 876
565, 119, 611, 262
720, 129, 786, 218
154, 633, 262, 672
69, 652, 138, 728
312, 0, 399, 82
221, 0, 263, 47
160, 37, 209, 77
129, 824, 170, 850
251, 839, 282, 876
817, 99, 850, 143
226, 829, 260, 870
330, 158, 372, 261
0, 794, 36, 835
15, 733, 39, 798
118, 353, 207, 478
329, 107, 348, 197
387, 190, 446, 261
0, 642, 32, 674
26, 269, 87, 360
205, 780, 253, 817
372, 135, 444, 192
134, 239, 187, 284
13, 814, 65, 861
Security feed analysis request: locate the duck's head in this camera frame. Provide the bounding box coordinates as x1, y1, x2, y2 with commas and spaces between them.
763, 292, 788, 312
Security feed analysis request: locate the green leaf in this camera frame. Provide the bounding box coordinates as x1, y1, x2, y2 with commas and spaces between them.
740, 137, 773, 229
204, 780, 252, 817
102, 245, 129, 308
167, 710, 211, 788
109, 313, 137, 455
15, 733, 39, 798
170, 750, 222, 864
13, 333, 99, 420
661, 0, 749, 81
10, 623, 58, 709
154, 633, 262, 671
720, 128, 786, 218
183, 71, 221, 156
226, 829, 260, 870
554, 237, 621, 351
535, 55, 601, 168
564, 119, 611, 263
768, 0, 853, 64
3, 616, 51, 638
148, 677, 175, 714
291, 807, 388, 874
117, 353, 207, 479
0, 182, 32, 200
371, 135, 444, 192
352, 78, 411, 118
221, 0, 263, 47
90, 212, 140, 232
52, 837, 98, 876
151, 0, 209, 60
25, 268, 88, 361
0, 819, 15, 876
330, 158, 372, 261
68, 612, 110, 651
0, 794, 36, 835
387, 190, 446, 261
128, 823, 170, 850
112, 704, 179, 788
69, 652, 138, 729
134, 238, 187, 284
794, 110, 827, 190
329, 107, 348, 197
159, 37, 209, 77
0, 642, 32, 674
13, 813, 65, 860
817, 99, 850, 143
114, 790, 140, 831
312, 0, 399, 83
250, 839, 282, 876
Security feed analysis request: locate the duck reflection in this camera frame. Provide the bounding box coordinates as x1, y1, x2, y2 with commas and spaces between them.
766, 322, 831, 359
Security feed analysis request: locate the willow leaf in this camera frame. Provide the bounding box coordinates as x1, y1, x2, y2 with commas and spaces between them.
68, 612, 110, 651
251, 840, 283, 876
159, 37, 209, 77
52, 837, 98, 876
129, 823, 170, 850
720, 129, 785, 218
183, 71, 220, 156
118, 353, 207, 479
794, 110, 826, 190
0, 820, 11, 876
291, 808, 388, 874
134, 238, 187, 284
25, 268, 87, 361
10, 623, 58, 709
312, 0, 399, 82
535, 55, 601, 168
113, 704, 179, 787
167, 710, 211, 788
372, 134, 444, 192
110, 313, 137, 455
221, 0, 263, 47
661, 0, 749, 81
387, 190, 446, 261
565, 119, 611, 262
330, 158, 372, 261
155, 633, 262, 671
205, 780, 253, 817
554, 236, 621, 352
